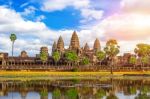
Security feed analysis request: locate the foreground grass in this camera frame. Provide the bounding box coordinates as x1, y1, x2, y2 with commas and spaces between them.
0, 71, 150, 77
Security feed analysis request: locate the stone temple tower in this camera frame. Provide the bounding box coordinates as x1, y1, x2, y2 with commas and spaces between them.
52, 41, 57, 53
57, 36, 64, 53
84, 43, 90, 51
69, 31, 80, 50
93, 38, 101, 52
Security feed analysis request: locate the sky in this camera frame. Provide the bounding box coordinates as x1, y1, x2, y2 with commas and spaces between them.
0, 0, 150, 56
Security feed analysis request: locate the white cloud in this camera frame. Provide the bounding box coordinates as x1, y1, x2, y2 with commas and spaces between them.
21, 6, 37, 16
36, 15, 45, 22
121, 0, 150, 13
41, 0, 103, 22
80, 8, 103, 23
41, 0, 90, 12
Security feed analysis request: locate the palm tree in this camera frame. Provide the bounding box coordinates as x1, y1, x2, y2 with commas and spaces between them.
10, 34, 17, 57
52, 51, 61, 66
104, 39, 120, 74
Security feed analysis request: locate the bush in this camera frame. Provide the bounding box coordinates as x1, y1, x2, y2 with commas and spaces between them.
72, 68, 79, 72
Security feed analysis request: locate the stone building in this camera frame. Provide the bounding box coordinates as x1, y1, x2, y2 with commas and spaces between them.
93, 38, 101, 53
57, 36, 64, 53
52, 31, 101, 64
20, 51, 28, 58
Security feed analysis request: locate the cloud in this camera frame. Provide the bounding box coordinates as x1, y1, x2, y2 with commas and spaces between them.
36, 15, 46, 22
80, 8, 103, 23
41, 0, 103, 22
0, 6, 58, 56
21, 6, 37, 16
41, 0, 90, 12
94, 13, 150, 41
121, 0, 150, 14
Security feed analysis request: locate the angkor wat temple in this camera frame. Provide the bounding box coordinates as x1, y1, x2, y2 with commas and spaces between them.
0, 31, 149, 71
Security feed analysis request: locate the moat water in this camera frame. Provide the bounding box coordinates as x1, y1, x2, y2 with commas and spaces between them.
0, 77, 150, 99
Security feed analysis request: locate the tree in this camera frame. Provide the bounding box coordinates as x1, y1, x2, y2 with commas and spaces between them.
65, 51, 78, 66
52, 51, 61, 66
65, 88, 78, 99
141, 56, 149, 67
40, 88, 48, 99
106, 93, 118, 99
96, 51, 106, 66
10, 34, 17, 57
129, 56, 137, 67
81, 57, 90, 65
52, 88, 61, 99
40, 51, 48, 65
95, 89, 106, 99
104, 39, 119, 74
134, 44, 150, 70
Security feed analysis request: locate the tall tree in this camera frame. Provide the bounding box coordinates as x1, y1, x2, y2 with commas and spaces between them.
96, 51, 106, 66
52, 51, 61, 66
104, 39, 119, 74
40, 51, 48, 65
141, 56, 149, 67
129, 56, 137, 67
10, 34, 17, 57
134, 43, 150, 70
65, 51, 78, 66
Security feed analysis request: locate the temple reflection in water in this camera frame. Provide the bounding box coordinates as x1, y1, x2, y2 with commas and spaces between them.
0, 78, 150, 99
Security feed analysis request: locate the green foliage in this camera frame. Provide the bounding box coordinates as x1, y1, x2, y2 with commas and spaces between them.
40, 51, 48, 63
81, 57, 90, 65
10, 33, 17, 56
141, 86, 150, 94
52, 88, 61, 99
52, 51, 61, 63
65, 51, 78, 65
96, 51, 106, 61
135, 93, 150, 99
106, 94, 118, 99
129, 56, 137, 65
10, 33, 17, 42
134, 43, 150, 57
66, 88, 78, 99
128, 86, 136, 95
72, 68, 79, 72
104, 39, 120, 58
95, 89, 106, 99
141, 56, 149, 65
40, 89, 48, 97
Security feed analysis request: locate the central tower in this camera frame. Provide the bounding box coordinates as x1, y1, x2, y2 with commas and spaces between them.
69, 31, 80, 50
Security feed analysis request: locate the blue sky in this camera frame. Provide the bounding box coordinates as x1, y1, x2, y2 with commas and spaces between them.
0, 0, 150, 56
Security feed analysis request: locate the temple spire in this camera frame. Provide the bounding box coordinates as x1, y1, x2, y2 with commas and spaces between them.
84, 43, 90, 51
57, 36, 64, 52
52, 41, 57, 52
93, 38, 100, 52
70, 31, 80, 49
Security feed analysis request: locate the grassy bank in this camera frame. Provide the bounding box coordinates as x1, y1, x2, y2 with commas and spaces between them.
0, 71, 150, 77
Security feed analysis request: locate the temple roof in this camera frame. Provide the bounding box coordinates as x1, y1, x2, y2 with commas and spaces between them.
57, 36, 64, 51
84, 43, 90, 51
93, 38, 100, 50
70, 31, 80, 49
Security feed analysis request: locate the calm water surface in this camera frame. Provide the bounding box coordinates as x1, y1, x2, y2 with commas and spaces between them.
0, 77, 150, 99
